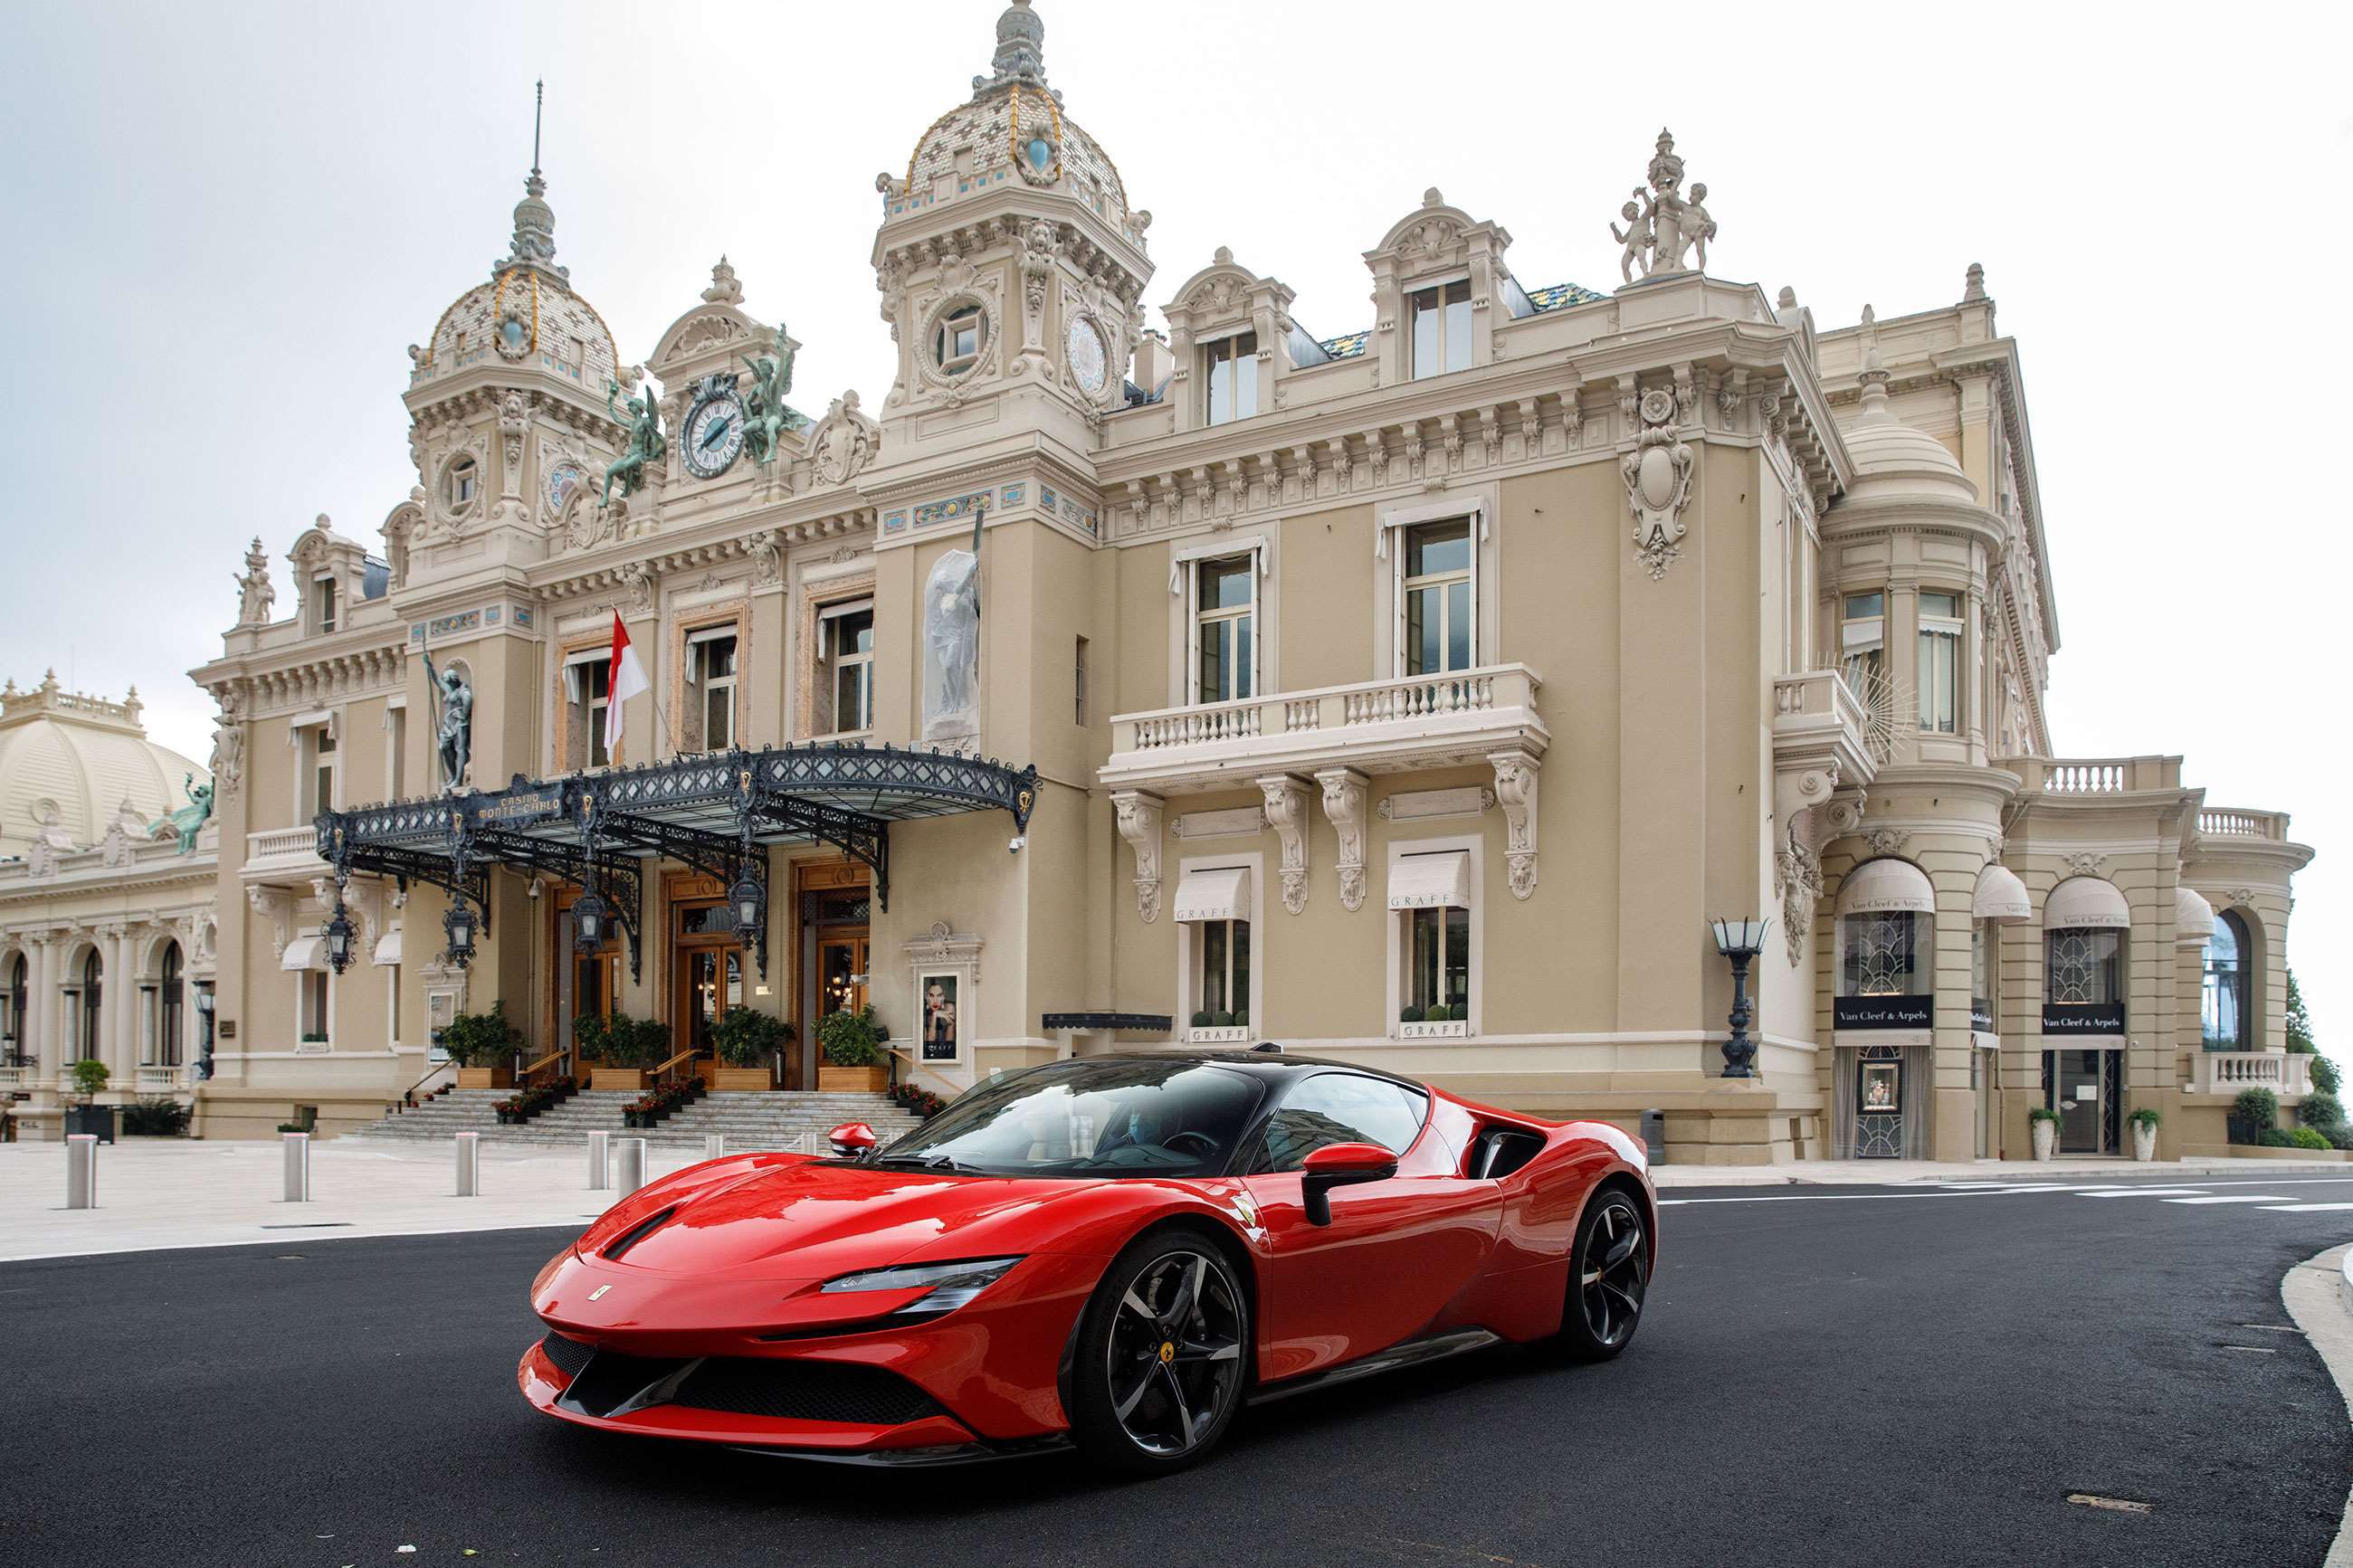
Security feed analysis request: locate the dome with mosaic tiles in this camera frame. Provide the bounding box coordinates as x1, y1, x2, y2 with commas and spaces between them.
0, 673, 207, 860
409, 168, 620, 395
891, 2, 1133, 232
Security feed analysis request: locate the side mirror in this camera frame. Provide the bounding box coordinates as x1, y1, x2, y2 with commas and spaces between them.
1300, 1141, 1397, 1225
828, 1121, 879, 1158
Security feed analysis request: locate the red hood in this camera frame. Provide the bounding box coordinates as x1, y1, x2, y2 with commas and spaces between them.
580, 1155, 1110, 1282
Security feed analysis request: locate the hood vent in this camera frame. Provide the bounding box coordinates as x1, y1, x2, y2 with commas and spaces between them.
600, 1205, 679, 1261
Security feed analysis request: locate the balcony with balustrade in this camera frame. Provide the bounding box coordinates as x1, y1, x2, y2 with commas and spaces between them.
2189, 1049, 2312, 1099
243, 824, 331, 888
1100, 663, 1549, 794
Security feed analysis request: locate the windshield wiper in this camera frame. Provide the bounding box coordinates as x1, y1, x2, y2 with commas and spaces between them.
870, 1151, 983, 1174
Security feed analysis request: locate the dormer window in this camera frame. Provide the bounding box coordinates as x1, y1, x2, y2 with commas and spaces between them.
1204, 332, 1258, 426
932, 304, 986, 377
1410, 280, 1472, 378
447, 456, 480, 509
315, 576, 338, 635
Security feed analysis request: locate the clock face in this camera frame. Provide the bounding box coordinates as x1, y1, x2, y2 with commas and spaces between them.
683, 393, 746, 479
1065, 317, 1109, 396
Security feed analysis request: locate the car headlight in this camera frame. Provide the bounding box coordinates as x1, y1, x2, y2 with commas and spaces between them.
818, 1256, 1024, 1316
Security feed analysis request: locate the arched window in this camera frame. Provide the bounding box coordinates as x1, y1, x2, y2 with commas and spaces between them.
159, 943, 185, 1069
80, 949, 103, 1062
4, 953, 26, 1063
1834, 859, 1935, 1022
2202, 910, 2250, 1050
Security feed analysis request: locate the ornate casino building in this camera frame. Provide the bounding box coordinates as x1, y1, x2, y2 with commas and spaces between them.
152, 2, 2312, 1160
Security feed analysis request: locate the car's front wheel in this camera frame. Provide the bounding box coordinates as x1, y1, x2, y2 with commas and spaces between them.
1558, 1185, 1651, 1361
1068, 1227, 1250, 1476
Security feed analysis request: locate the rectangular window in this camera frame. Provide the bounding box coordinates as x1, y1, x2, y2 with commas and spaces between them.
310, 727, 336, 817
1074, 635, 1089, 727
1971, 921, 1996, 1030
1407, 905, 1471, 1018
1842, 911, 1920, 996
388, 964, 402, 1045
681, 629, 739, 753
1197, 918, 1251, 1024
1204, 332, 1258, 426
563, 654, 613, 770
1402, 519, 1475, 675
1841, 591, 1885, 690
301, 970, 329, 1041
1192, 556, 1256, 704
386, 707, 406, 798
1410, 280, 1472, 378
316, 577, 338, 634
1918, 590, 1962, 735
816, 601, 875, 735
2045, 929, 2121, 1006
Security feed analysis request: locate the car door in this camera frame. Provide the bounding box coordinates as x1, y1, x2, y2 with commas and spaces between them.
1240, 1072, 1502, 1382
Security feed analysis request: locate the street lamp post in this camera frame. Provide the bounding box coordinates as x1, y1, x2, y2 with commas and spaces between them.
1709, 917, 1771, 1079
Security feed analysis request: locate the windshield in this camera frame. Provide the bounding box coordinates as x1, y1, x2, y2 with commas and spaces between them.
870, 1059, 1265, 1178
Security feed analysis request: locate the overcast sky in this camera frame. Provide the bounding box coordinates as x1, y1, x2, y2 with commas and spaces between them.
3, 0, 2346, 1047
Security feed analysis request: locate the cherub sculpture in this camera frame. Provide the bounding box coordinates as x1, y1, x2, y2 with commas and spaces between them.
739, 323, 796, 467
148, 774, 214, 855
600, 373, 666, 504
1611, 195, 1651, 283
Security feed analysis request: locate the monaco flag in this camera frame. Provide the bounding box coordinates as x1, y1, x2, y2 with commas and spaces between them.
605, 611, 650, 760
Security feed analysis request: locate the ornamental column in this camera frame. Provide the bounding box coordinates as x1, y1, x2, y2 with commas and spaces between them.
110, 925, 138, 1087
25, 934, 52, 1084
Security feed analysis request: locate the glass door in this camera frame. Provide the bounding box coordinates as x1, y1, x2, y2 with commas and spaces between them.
814, 935, 869, 1031
2055, 1048, 2111, 1155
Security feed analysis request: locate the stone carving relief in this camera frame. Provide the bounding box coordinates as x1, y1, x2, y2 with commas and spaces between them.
747, 529, 783, 588
1257, 775, 1311, 916
1111, 791, 1165, 923
1863, 828, 1911, 859
1489, 750, 1542, 899
246, 885, 292, 963
2062, 851, 2108, 879
617, 560, 658, 616
1622, 382, 1695, 580
2220, 886, 2259, 910
808, 391, 881, 487
1315, 768, 1369, 913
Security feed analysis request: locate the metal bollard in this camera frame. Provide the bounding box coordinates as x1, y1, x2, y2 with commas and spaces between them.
65, 1133, 97, 1209
586, 1130, 610, 1191
282, 1132, 310, 1202
616, 1136, 646, 1198
703, 1133, 726, 1162
454, 1130, 480, 1197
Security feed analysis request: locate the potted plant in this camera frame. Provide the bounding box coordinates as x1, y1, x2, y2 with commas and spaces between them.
63, 1059, 115, 1142
572, 1012, 609, 1088
713, 1010, 792, 1092
2028, 1106, 2062, 1162
2229, 1086, 2279, 1147
588, 1014, 667, 1093
443, 1001, 521, 1088
817, 1006, 888, 1094
2128, 1107, 2160, 1163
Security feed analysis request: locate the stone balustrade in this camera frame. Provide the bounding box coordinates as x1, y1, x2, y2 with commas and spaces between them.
2196, 807, 2291, 841
2194, 1050, 2313, 1098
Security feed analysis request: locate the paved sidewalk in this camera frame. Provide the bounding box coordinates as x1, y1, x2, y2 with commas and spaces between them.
1649, 1156, 2353, 1187
10, 1138, 2353, 1261
0, 1136, 707, 1262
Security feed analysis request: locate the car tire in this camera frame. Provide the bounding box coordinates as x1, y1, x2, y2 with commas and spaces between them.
1556, 1184, 1651, 1362
1068, 1225, 1252, 1477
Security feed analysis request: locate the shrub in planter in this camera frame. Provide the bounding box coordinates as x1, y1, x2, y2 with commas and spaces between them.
2028, 1107, 2063, 1126
817, 1006, 884, 1068
1233, 1012, 1248, 1030
713, 1008, 792, 1069
440, 1002, 522, 1069
1212, 1011, 1235, 1029
122, 1097, 191, 1136
2326, 1125, 2353, 1152
1192, 1011, 1212, 1029
1399, 1005, 1419, 1024
2233, 1087, 2280, 1144
2291, 1126, 2333, 1151
1447, 1003, 1468, 1022
69, 1059, 111, 1103
2301, 1092, 2345, 1130
1424, 1005, 1451, 1023
572, 1012, 610, 1064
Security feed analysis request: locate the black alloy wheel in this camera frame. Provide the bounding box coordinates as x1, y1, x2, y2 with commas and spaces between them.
1560, 1188, 1650, 1361
1070, 1230, 1249, 1474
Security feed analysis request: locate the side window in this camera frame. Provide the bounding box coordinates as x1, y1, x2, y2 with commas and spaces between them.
1252, 1073, 1428, 1173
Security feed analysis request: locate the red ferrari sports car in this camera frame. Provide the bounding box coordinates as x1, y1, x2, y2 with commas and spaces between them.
519, 1050, 1655, 1474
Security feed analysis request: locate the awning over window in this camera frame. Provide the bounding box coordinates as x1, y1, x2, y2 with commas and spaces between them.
281, 935, 328, 973
2046, 876, 2130, 930
1387, 850, 1472, 911
372, 927, 403, 967
2174, 885, 2216, 941
1837, 857, 1934, 917
1172, 866, 1251, 924
1972, 863, 2032, 925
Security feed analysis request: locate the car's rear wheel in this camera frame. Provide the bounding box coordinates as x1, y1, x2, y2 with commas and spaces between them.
1558, 1185, 1650, 1361
1068, 1227, 1250, 1476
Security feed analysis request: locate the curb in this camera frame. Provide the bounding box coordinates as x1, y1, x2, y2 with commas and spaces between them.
2282, 1243, 2353, 1567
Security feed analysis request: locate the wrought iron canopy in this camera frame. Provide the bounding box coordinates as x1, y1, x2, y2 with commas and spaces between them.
315, 744, 1041, 978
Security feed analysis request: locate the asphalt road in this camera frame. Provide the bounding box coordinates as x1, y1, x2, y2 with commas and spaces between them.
8, 1174, 2353, 1568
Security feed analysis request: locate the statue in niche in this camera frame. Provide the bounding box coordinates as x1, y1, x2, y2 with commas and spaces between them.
921, 549, 982, 746
233, 537, 275, 625
600, 372, 665, 503
739, 324, 797, 467
422, 651, 472, 792
148, 774, 214, 855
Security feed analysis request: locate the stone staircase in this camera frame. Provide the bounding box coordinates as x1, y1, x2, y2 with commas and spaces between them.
348, 1087, 923, 1152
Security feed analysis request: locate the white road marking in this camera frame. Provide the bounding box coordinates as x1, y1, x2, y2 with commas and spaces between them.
1662, 1176, 2353, 1206
2076, 1188, 2211, 1198
2259, 1202, 2353, 1212
2164, 1195, 2293, 1205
